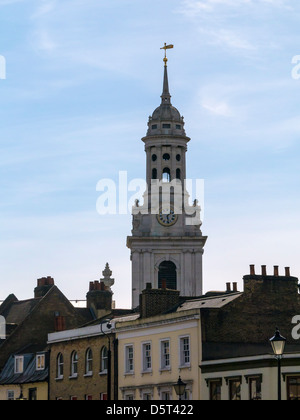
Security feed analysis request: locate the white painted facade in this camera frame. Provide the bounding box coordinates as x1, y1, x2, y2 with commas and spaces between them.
128, 62, 207, 308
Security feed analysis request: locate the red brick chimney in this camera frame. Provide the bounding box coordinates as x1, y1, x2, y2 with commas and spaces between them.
87, 281, 113, 318
34, 277, 55, 298
261, 265, 267, 276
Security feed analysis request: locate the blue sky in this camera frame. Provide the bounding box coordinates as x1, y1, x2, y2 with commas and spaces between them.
0, 0, 300, 308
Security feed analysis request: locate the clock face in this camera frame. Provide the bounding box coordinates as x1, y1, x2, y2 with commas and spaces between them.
157, 208, 178, 227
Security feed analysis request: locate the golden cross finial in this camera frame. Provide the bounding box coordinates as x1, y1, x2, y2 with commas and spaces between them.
160, 43, 174, 66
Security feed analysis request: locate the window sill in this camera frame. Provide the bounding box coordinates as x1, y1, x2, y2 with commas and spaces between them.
160, 367, 171, 373
55, 377, 64, 382
124, 372, 135, 377
84, 373, 93, 378
99, 371, 108, 376
179, 364, 191, 370
69, 374, 78, 380
141, 370, 152, 376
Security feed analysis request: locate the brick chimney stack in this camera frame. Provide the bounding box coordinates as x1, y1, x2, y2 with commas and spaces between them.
244, 264, 298, 297
86, 263, 115, 318
140, 284, 180, 318
34, 277, 55, 298
86, 281, 113, 319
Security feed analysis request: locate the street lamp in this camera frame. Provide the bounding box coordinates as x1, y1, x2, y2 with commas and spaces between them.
16, 387, 27, 400
174, 376, 187, 400
100, 319, 112, 401
270, 328, 286, 401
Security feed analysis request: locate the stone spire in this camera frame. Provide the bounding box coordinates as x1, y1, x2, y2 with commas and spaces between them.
146, 45, 186, 138
161, 65, 171, 105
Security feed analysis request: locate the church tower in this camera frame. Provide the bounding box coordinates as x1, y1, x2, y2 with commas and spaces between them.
127, 45, 207, 309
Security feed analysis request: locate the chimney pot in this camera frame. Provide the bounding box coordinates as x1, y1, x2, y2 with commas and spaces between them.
285, 267, 291, 277
35, 277, 55, 298
232, 282, 238, 292
250, 265, 256, 276
161, 280, 167, 290
226, 283, 231, 293
274, 266, 279, 277
261, 265, 267, 276
146, 283, 152, 290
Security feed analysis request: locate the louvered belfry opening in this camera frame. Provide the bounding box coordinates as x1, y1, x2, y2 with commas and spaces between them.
158, 261, 177, 290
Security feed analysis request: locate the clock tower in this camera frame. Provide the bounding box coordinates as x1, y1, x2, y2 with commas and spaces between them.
127, 46, 207, 309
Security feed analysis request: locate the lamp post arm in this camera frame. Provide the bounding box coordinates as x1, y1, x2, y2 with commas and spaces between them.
100, 321, 112, 401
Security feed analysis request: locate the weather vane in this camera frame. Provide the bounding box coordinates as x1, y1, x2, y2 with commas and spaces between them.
160, 43, 174, 66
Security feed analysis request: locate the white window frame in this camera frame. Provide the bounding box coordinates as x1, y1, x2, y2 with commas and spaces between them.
160, 389, 172, 401
100, 346, 108, 374
36, 354, 45, 371
57, 353, 64, 379
85, 348, 93, 376
179, 335, 191, 368
124, 393, 134, 401
142, 392, 152, 401
70, 351, 78, 377
124, 344, 134, 374
7, 390, 14, 401
160, 339, 171, 371
142, 342, 152, 373
14, 356, 24, 374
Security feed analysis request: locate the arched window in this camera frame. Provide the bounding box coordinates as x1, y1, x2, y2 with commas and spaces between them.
85, 348, 93, 375
57, 353, 64, 379
162, 168, 171, 183
158, 261, 177, 290
71, 351, 78, 377
176, 169, 181, 180
100, 346, 108, 373
152, 168, 157, 180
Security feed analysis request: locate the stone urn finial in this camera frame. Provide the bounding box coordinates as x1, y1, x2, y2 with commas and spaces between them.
100, 263, 115, 290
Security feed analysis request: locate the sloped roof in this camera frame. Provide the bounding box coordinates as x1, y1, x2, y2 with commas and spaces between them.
5, 299, 42, 325
0, 352, 48, 385
177, 293, 242, 312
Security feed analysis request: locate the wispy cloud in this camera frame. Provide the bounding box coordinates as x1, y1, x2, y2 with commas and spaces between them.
179, 0, 292, 15
202, 100, 234, 117
0, 0, 24, 5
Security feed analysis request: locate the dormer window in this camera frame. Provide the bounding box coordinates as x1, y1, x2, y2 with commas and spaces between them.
14, 356, 24, 374
36, 354, 45, 371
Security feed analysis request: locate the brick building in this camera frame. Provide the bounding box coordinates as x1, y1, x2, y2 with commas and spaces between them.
200, 265, 300, 400
47, 277, 134, 401
0, 276, 94, 372
48, 323, 116, 401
